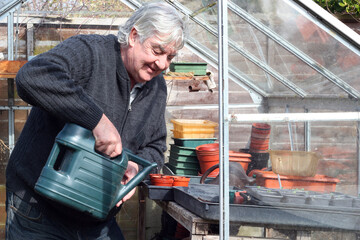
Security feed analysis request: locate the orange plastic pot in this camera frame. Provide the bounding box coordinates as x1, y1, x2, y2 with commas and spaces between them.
251, 123, 271, 134
250, 137, 270, 144
233, 192, 244, 204
229, 158, 251, 172
172, 176, 191, 187
199, 159, 219, 174
196, 143, 219, 152
250, 137, 270, 152
150, 174, 163, 185
248, 170, 340, 192
250, 143, 269, 149
229, 151, 251, 158
198, 170, 218, 178
151, 177, 174, 187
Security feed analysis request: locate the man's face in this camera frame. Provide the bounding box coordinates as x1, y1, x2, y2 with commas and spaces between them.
125, 28, 177, 85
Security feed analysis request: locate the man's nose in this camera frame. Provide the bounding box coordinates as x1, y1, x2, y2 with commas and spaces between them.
155, 55, 168, 70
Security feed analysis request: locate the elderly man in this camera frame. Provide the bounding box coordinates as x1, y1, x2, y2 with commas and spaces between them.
5, 2, 187, 239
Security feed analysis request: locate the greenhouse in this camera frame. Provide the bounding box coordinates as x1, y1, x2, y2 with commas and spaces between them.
1, 0, 360, 239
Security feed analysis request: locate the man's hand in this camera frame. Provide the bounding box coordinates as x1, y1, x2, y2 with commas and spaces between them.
92, 114, 122, 158
116, 161, 139, 207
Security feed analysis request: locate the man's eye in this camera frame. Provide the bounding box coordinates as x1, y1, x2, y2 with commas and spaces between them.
153, 49, 162, 55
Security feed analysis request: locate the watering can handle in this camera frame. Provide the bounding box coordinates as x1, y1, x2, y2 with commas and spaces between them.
112, 149, 157, 206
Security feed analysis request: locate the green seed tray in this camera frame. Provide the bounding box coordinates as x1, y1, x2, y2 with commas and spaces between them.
169, 144, 197, 156
172, 138, 217, 148
166, 163, 199, 176
169, 157, 200, 169
169, 151, 199, 162
169, 62, 208, 76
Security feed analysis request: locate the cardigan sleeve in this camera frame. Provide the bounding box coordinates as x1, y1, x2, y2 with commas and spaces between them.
15, 36, 103, 130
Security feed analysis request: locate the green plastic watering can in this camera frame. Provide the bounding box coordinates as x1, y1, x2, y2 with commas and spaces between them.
35, 123, 157, 220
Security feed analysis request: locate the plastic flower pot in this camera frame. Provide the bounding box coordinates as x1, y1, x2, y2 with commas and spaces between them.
150, 174, 163, 185
234, 192, 245, 204
172, 176, 191, 187
229, 151, 251, 158
250, 137, 270, 144
196, 143, 219, 152
229, 157, 251, 172
198, 158, 219, 175
151, 177, 174, 187
251, 123, 271, 135
198, 170, 218, 178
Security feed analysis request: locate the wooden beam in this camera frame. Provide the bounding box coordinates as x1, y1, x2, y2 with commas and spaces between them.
0, 61, 28, 78
164, 75, 210, 81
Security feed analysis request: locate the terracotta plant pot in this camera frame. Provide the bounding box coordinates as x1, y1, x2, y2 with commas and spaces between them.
250, 123, 271, 153
229, 151, 251, 172
196, 143, 220, 175
150, 174, 163, 185
197, 155, 219, 175
229, 158, 251, 172
172, 176, 191, 187
251, 123, 271, 135
152, 178, 174, 187
195, 143, 219, 151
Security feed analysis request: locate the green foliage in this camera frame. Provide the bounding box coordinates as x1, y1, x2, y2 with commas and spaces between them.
313, 0, 360, 17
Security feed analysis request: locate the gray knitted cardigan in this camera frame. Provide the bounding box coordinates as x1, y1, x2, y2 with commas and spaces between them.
6, 34, 167, 221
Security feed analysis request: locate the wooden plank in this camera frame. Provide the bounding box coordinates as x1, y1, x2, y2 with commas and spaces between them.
202, 235, 286, 240
164, 75, 210, 81
0, 61, 28, 78
156, 201, 216, 235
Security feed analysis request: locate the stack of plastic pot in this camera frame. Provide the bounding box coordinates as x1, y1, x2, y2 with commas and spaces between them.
246, 123, 271, 174
196, 143, 252, 177
249, 123, 271, 153
229, 151, 251, 171
168, 119, 218, 176
195, 143, 220, 177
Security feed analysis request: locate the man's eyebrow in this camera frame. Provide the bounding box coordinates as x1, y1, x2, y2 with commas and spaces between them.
153, 44, 177, 56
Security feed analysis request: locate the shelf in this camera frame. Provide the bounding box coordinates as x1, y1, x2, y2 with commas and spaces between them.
0, 61, 28, 78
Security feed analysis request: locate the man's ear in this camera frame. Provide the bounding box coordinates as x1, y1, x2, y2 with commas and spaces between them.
129, 27, 138, 47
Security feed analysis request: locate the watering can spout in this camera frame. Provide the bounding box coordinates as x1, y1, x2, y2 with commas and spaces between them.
112, 150, 158, 207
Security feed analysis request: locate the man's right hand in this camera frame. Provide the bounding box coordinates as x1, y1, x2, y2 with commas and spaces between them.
92, 114, 122, 158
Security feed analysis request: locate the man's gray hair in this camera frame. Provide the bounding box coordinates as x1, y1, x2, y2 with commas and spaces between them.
118, 2, 187, 50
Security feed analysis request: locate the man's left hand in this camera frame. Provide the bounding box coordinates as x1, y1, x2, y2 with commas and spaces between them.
116, 161, 139, 207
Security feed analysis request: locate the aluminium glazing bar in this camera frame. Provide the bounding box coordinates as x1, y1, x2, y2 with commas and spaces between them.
0, 106, 32, 110
228, 0, 360, 100
292, 0, 360, 52
231, 112, 360, 123
0, 0, 23, 19
165, 0, 306, 97
358, 121, 360, 195
305, 109, 311, 152
8, 12, 14, 152
118, 0, 141, 11
186, 36, 267, 99
166, 103, 260, 110
218, 0, 229, 238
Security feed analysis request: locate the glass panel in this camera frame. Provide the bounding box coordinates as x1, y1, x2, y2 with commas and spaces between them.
228, 0, 360, 97
173, 0, 359, 98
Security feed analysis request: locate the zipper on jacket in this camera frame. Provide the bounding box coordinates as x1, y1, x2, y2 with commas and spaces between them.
121, 86, 145, 134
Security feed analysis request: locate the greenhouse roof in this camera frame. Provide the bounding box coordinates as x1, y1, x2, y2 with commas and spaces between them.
2, 0, 360, 109
123, 0, 360, 110
0, 0, 23, 18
